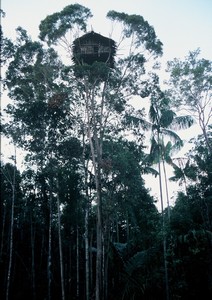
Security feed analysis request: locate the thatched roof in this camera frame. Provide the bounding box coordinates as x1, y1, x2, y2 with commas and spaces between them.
72, 31, 116, 68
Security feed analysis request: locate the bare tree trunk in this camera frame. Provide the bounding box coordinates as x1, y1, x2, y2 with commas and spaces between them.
91, 129, 103, 300
116, 212, 119, 243
6, 151, 16, 300
48, 177, 53, 300
163, 237, 169, 300
87, 126, 103, 300
56, 177, 65, 300
89, 231, 93, 292
162, 160, 171, 221
157, 138, 169, 300
68, 244, 72, 296
103, 219, 111, 300
0, 201, 6, 262
85, 89, 103, 300
92, 131, 103, 300
126, 213, 130, 242
82, 130, 90, 300
76, 225, 80, 299
102, 232, 105, 298
95, 178, 103, 300
83, 76, 110, 300
30, 214, 36, 300
85, 203, 90, 300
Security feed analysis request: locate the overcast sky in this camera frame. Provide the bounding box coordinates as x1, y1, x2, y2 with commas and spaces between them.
2, 0, 212, 62
1, 0, 212, 207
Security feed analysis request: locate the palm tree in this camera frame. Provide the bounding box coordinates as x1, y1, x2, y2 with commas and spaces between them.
124, 89, 193, 217
122, 87, 193, 300
149, 91, 194, 209
169, 157, 198, 195
148, 140, 180, 220
148, 90, 194, 300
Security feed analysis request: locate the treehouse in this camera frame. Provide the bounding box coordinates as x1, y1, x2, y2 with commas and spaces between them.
72, 31, 116, 68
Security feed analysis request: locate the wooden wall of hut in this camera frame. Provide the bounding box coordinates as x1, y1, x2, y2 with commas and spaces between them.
72, 31, 116, 68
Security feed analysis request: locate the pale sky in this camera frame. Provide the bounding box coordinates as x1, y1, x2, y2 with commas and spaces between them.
2, 0, 212, 62
1, 0, 212, 208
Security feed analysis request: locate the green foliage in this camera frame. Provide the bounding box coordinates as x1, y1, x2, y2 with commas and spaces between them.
167, 49, 212, 108
0, 35, 15, 66
1, 162, 22, 198
107, 10, 163, 56
109, 239, 166, 300
170, 159, 198, 186
101, 138, 144, 182
73, 61, 112, 83
39, 4, 92, 45
3, 33, 74, 154
159, 109, 175, 128
166, 49, 212, 152
170, 132, 212, 232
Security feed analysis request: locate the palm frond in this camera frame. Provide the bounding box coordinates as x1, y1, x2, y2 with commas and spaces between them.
169, 115, 195, 130
171, 139, 184, 153
160, 109, 175, 127
142, 166, 159, 177
161, 128, 183, 144
149, 104, 158, 123
149, 136, 160, 160
121, 250, 150, 299
125, 114, 152, 131
124, 250, 150, 275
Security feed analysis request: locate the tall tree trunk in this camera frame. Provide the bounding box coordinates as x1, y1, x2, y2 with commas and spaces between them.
89, 231, 93, 292
0, 201, 6, 262
84, 77, 109, 300
30, 213, 36, 300
85, 93, 103, 300
157, 138, 169, 300
83, 130, 90, 300
56, 176, 65, 300
162, 159, 171, 221
6, 150, 16, 300
85, 203, 90, 300
48, 177, 53, 300
103, 218, 111, 300
76, 225, 80, 299
93, 129, 103, 300
126, 213, 130, 242
95, 168, 103, 300
87, 129, 103, 300
68, 244, 72, 297
163, 237, 169, 300
116, 212, 119, 243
